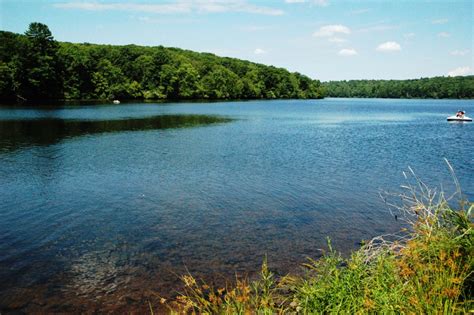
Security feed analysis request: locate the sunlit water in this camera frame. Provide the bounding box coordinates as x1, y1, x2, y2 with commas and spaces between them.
0, 98, 473, 312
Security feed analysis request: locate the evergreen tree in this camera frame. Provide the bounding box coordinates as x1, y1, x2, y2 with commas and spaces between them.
20, 22, 63, 99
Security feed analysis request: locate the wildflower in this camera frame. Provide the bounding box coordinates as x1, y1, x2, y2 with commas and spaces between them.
450, 277, 462, 284
409, 296, 419, 306
421, 275, 429, 283
237, 295, 249, 303
439, 250, 446, 262
442, 287, 460, 298
398, 261, 415, 278
208, 293, 216, 303
447, 258, 458, 271
363, 298, 375, 310
183, 275, 196, 287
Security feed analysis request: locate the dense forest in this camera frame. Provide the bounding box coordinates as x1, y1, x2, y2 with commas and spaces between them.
0, 23, 324, 102
2, 23, 472, 102
323, 76, 474, 99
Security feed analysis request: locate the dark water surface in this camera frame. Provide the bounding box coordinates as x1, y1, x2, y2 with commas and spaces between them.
0, 99, 473, 312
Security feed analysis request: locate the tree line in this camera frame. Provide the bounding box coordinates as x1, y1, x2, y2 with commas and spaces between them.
2, 23, 472, 102
323, 76, 474, 99
0, 23, 324, 102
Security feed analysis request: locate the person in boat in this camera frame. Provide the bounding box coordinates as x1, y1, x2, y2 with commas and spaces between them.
456, 110, 465, 118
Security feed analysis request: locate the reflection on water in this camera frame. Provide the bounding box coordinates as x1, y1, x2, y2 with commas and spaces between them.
0, 114, 232, 152
0, 99, 473, 313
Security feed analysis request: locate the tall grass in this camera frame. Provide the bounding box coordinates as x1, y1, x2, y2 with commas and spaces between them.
164, 165, 473, 314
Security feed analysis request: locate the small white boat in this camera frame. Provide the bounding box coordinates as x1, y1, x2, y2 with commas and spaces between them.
113, 100, 120, 104
447, 115, 472, 122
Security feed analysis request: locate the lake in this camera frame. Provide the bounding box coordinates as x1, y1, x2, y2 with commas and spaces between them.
0, 98, 473, 312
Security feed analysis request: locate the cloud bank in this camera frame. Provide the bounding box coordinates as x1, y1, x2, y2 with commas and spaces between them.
447, 66, 472, 77
450, 50, 470, 56
285, 0, 328, 6
54, 0, 284, 16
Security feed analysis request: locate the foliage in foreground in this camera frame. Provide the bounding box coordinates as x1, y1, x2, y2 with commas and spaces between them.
161, 168, 473, 314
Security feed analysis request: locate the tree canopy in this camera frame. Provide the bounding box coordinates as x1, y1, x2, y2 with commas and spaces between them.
0, 23, 324, 102
322, 77, 474, 99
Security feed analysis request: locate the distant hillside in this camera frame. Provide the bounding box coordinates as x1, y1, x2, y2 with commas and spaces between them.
0, 23, 324, 102
323, 76, 474, 99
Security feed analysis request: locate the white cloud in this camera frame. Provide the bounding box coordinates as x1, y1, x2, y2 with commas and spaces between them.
357, 24, 398, 33
450, 49, 470, 56
328, 37, 347, 43
137, 16, 156, 23
404, 32, 415, 39
239, 25, 273, 32
54, 1, 284, 16
447, 66, 472, 77
285, 0, 328, 5
132, 15, 198, 24
311, 0, 329, 6
207, 48, 234, 56
438, 32, 450, 37
349, 8, 370, 15
54, 2, 190, 13
254, 48, 267, 55
338, 48, 357, 56
313, 24, 350, 37
376, 41, 401, 52
432, 18, 448, 24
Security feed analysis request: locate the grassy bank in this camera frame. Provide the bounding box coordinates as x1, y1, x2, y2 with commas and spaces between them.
159, 167, 473, 314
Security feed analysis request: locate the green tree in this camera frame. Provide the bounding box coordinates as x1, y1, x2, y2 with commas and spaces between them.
242, 68, 264, 98
20, 22, 63, 99
92, 59, 126, 99
175, 62, 201, 98
201, 66, 243, 99
0, 62, 15, 99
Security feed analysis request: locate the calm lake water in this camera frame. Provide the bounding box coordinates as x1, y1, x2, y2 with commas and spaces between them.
0, 98, 473, 312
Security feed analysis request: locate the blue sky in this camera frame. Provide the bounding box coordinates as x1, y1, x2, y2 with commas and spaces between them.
1, 0, 472, 81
